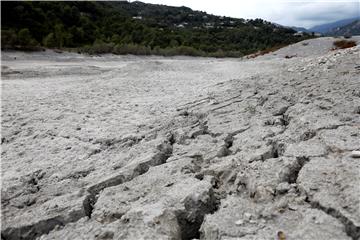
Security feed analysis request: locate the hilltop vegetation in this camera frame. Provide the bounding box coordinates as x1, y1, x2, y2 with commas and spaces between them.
1, 1, 312, 57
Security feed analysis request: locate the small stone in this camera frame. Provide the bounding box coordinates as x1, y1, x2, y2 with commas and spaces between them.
178, 110, 189, 116
351, 151, 360, 158
244, 212, 252, 220
276, 182, 291, 194
288, 204, 298, 211
24, 196, 36, 206
273, 106, 289, 116
314, 217, 324, 224
98, 230, 114, 239
235, 219, 244, 225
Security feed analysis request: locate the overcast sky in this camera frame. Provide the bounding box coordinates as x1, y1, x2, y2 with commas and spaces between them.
139, 0, 360, 28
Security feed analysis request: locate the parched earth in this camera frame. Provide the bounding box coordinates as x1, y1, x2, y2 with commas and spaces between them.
1, 37, 360, 240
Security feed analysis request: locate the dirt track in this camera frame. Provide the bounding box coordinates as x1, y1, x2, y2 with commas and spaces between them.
1, 37, 360, 240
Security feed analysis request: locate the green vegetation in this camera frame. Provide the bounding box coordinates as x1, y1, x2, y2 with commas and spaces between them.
1, 1, 313, 57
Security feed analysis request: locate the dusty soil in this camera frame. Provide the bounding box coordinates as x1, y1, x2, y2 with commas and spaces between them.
1, 37, 360, 240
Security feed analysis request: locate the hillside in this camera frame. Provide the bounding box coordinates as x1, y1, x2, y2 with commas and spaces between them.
1, 1, 311, 57
309, 17, 359, 34
327, 20, 360, 36
2, 37, 360, 240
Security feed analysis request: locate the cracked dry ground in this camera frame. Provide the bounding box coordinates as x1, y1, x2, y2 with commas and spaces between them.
1, 39, 360, 240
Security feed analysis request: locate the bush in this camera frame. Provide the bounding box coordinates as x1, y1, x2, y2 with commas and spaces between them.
80, 40, 115, 54
17, 28, 38, 47
43, 33, 57, 48
114, 44, 152, 55
333, 40, 357, 49
1, 29, 17, 48
172, 46, 204, 56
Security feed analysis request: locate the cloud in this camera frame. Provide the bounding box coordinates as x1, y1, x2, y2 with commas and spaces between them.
140, 0, 360, 28
293, 2, 359, 23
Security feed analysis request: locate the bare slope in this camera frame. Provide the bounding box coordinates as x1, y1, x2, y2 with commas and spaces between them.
1, 37, 360, 240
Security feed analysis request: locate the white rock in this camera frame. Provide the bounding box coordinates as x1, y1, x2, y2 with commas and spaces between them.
235, 219, 244, 226
351, 151, 360, 158
243, 212, 252, 220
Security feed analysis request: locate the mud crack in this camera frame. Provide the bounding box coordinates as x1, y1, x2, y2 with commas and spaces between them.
86, 138, 174, 218
306, 198, 360, 240
176, 186, 220, 240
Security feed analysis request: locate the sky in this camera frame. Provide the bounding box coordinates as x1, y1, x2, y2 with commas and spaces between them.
139, 0, 360, 28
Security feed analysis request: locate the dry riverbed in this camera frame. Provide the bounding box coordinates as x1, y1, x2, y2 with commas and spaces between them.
1, 37, 360, 240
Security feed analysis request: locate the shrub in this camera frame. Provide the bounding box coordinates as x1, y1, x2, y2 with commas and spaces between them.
115, 44, 152, 55
173, 46, 204, 57
43, 33, 57, 48
17, 28, 38, 47
333, 40, 357, 50
208, 49, 226, 58
81, 40, 115, 54
1, 29, 17, 48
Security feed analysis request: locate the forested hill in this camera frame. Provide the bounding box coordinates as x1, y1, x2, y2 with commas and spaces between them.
1, 1, 312, 57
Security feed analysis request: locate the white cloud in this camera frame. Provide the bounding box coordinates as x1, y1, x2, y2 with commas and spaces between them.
139, 0, 360, 28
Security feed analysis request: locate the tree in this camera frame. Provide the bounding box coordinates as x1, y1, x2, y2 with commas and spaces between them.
17, 28, 37, 46
43, 33, 57, 48
1, 29, 18, 47
54, 24, 64, 47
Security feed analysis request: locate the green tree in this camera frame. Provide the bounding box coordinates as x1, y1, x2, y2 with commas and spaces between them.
43, 33, 57, 48
54, 24, 64, 47
17, 28, 38, 46
1, 29, 18, 47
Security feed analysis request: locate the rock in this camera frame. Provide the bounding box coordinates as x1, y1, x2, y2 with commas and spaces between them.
235, 219, 244, 226
244, 212, 252, 221
283, 138, 328, 158
273, 106, 289, 116
298, 156, 360, 240
201, 196, 351, 240
351, 151, 360, 158
276, 182, 291, 194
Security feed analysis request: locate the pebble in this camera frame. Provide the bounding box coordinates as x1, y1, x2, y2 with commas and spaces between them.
351, 151, 360, 158
235, 219, 244, 226
244, 212, 252, 220
288, 204, 298, 211
276, 182, 291, 194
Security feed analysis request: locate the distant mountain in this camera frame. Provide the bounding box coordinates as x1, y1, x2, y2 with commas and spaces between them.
290, 26, 311, 33
271, 23, 310, 34
309, 17, 360, 34
327, 20, 360, 36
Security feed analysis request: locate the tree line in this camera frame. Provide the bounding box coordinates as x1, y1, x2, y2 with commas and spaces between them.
1, 1, 313, 57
